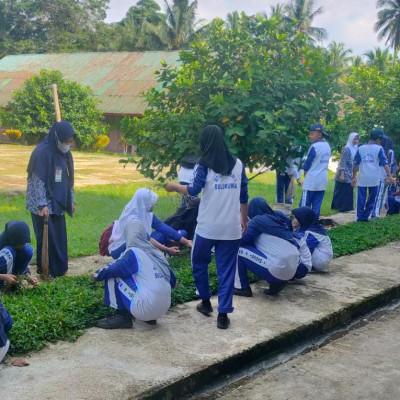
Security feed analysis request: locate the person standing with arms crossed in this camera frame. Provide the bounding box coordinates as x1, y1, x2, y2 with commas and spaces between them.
166, 125, 248, 329
299, 123, 331, 217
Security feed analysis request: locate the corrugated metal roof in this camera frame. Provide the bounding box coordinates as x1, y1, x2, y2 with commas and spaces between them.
0, 52, 181, 115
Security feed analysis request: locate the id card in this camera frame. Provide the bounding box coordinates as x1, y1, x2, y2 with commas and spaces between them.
55, 168, 62, 183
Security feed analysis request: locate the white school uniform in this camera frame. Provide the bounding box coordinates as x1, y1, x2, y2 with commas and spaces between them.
356, 144, 386, 187
306, 231, 333, 271
303, 141, 331, 191
195, 159, 243, 240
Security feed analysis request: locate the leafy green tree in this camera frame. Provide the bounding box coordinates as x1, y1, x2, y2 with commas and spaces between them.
121, 14, 341, 180
0, 0, 110, 55
284, 0, 327, 43
375, 0, 400, 50
342, 61, 400, 153
3, 70, 108, 148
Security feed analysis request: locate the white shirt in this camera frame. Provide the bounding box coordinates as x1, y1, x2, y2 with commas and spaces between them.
355, 144, 387, 187
195, 159, 244, 240
303, 141, 331, 191
254, 234, 299, 280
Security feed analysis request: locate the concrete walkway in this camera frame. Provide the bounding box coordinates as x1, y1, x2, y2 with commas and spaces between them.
1, 240, 400, 400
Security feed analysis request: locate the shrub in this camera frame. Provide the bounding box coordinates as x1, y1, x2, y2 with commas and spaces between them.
3, 129, 22, 142
93, 134, 110, 152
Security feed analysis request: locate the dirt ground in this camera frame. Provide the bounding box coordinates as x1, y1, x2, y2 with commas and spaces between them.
0, 144, 146, 192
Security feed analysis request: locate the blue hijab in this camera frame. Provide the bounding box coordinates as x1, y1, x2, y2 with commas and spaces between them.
292, 206, 327, 236
0, 221, 31, 248
27, 121, 76, 216
248, 197, 295, 243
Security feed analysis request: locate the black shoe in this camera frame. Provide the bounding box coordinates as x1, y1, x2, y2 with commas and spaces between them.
217, 313, 230, 329
144, 320, 157, 325
196, 299, 213, 315
233, 287, 253, 297
96, 313, 133, 329
263, 282, 287, 296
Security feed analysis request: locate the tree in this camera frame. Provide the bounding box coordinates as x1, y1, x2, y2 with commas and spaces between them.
121, 14, 341, 180
375, 0, 400, 50
342, 61, 400, 154
163, 0, 200, 49
364, 47, 392, 71
2, 70, 108, 148
283, 0, 327, 43
0, 0, 110, 55
326, 42, 353, 77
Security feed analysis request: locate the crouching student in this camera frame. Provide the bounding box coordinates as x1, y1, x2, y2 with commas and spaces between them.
91, 219, 176, 329
0, 221, 38, 287
108, 188, 192, 259
291, 207, 333, 271
0, 296, 12, 363
292, 232, 313, 279
234, 197, 299, 296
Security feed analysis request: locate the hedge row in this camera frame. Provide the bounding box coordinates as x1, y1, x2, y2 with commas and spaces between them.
3, 214, 400, 355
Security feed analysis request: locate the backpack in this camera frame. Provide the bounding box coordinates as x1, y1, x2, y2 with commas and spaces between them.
99, 222, 114, 256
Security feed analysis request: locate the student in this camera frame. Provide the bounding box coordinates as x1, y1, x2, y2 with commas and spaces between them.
331, 132, 359, 212
177, 154, 198, 209
108, 188, 192, 259
291, 206, 333, 271
91, 219, 176, 329
234, 197, 299, 296
0, 221, 38, 287
0, 296, 12, 363
292, 231, 313, 279
372, 135, 396, 218
165, 125, 248, 329
387, 175, 400, 215
299, 123, 331, 217
352, 129, 395, 222
157, 197, 201, 242
26, 121, 77, 276
276, 157, 302, 204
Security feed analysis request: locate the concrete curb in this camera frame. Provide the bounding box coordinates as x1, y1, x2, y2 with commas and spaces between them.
142, 285, 400, 399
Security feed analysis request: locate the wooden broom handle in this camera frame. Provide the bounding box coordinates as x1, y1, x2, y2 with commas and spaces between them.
51, 84, 61, 122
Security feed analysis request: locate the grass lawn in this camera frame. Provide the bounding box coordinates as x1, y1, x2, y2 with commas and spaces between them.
0, 142, 338, 258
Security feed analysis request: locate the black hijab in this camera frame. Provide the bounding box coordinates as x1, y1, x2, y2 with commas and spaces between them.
198, 125, 237, 175
27, 121, 76, 216
292, 206, 327, 236
0, 221, 31, 248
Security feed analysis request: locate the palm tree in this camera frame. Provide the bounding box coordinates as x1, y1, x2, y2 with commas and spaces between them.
283, 0, 327, 43
226, 11, 241, 30
163, 0, 199, 49
351, 55, 364, 67
327, 41, 353, 72
364, 47, 392, 71
270, 3, 286, 18
375, 0, 400, 50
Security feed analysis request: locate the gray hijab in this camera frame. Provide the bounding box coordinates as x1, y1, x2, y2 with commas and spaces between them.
123, 218, 171, 282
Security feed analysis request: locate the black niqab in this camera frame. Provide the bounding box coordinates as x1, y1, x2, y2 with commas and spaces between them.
198, 125, 236, 175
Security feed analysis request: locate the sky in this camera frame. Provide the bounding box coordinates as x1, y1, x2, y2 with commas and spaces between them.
105, 0, 385, 56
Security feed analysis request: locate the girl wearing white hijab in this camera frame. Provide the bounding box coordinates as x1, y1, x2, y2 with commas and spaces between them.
92, 219, 177, 329
331, 132, 359, 212
108, 188, 192, 259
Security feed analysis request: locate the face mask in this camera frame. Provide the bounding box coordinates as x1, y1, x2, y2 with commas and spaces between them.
55, 130, 71, 154
57, 142, 71, 154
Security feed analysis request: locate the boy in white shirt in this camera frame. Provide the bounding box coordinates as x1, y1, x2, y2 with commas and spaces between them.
299, 124, 331, 217
352, 129, 395, 222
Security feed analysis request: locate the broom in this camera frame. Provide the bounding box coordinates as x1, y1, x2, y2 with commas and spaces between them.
41, 84, 62, 278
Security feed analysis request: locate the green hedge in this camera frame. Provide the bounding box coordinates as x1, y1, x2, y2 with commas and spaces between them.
3, 214, 400, 356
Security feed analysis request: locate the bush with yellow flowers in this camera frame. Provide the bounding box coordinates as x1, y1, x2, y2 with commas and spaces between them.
3, 129, 23, 142
92, 134, 110, 152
